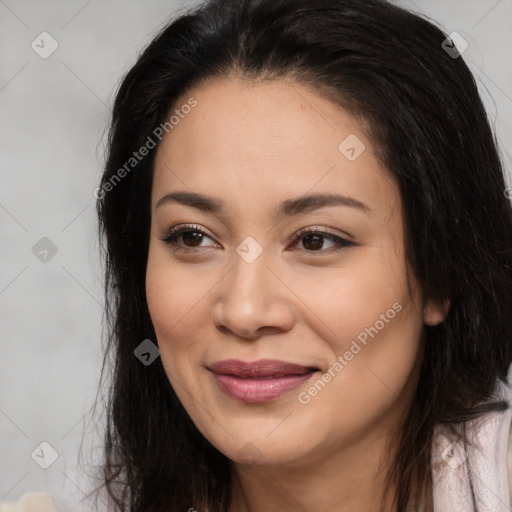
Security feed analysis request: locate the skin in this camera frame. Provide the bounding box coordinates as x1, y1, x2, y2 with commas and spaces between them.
145, 75, 449, 512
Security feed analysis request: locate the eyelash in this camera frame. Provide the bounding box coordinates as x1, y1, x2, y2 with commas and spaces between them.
159, 224, 354, 255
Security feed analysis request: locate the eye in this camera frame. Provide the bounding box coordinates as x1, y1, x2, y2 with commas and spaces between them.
290, 227, 354, 254
159, 224, 216, 252
159, 224, 355, 255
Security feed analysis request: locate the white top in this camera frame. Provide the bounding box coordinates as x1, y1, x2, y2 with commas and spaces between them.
431, 363, 512, 511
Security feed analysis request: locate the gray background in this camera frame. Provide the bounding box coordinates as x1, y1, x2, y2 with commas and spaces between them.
1, 1, 511, 510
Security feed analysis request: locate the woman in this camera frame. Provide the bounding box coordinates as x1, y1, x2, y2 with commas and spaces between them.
91, 0, 512, 511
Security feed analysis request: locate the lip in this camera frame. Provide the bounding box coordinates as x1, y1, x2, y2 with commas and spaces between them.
208, 359, 319, 403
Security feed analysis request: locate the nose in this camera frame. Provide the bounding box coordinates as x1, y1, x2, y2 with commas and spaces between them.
212, 250, 296, 341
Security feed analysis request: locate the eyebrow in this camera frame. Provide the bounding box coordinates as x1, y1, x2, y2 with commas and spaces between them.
155, 191, 370, 217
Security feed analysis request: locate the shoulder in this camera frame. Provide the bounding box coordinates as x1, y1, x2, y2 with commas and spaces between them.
432, 371, 512, 510
0, 492, 58, 512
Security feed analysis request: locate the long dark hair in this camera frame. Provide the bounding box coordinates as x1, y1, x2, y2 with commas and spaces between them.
91, 0, 512, 510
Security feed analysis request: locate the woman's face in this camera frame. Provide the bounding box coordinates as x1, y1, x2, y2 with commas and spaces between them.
146, 76, 447, 468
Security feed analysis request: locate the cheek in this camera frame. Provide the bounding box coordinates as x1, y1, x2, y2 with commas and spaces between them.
145, 246, 216, 373
285, 241, 415, 351
145, 251, 223, 435
292, 246, 422, 413
297, 292, 421, 444
146, 240, 204, 329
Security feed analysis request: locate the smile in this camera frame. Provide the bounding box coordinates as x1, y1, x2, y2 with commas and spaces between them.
208, 359, 319, 403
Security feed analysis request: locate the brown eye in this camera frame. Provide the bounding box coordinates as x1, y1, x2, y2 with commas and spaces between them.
291, 228, 354, 254
159, 224, 216, 252
179, 230, 205, 247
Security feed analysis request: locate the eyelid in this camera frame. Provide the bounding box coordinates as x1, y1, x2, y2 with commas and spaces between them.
289, 226, 355, 254
159, 223, 218, 245
160, 223, 351, 240
293, 225, 350, 241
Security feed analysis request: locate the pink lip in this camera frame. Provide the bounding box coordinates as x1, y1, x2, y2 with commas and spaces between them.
208, 359, 318, 403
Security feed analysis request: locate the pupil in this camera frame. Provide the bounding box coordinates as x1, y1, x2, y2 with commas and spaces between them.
303, 234, 323, 250
183, 231, 203, 247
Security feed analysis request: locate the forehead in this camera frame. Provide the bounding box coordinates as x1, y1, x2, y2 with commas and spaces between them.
152, 77, 397, 219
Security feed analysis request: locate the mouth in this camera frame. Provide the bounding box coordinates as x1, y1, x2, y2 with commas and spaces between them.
208, 359, 320, 403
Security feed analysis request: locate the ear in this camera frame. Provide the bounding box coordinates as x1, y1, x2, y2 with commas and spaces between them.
424, 297, 451, 326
